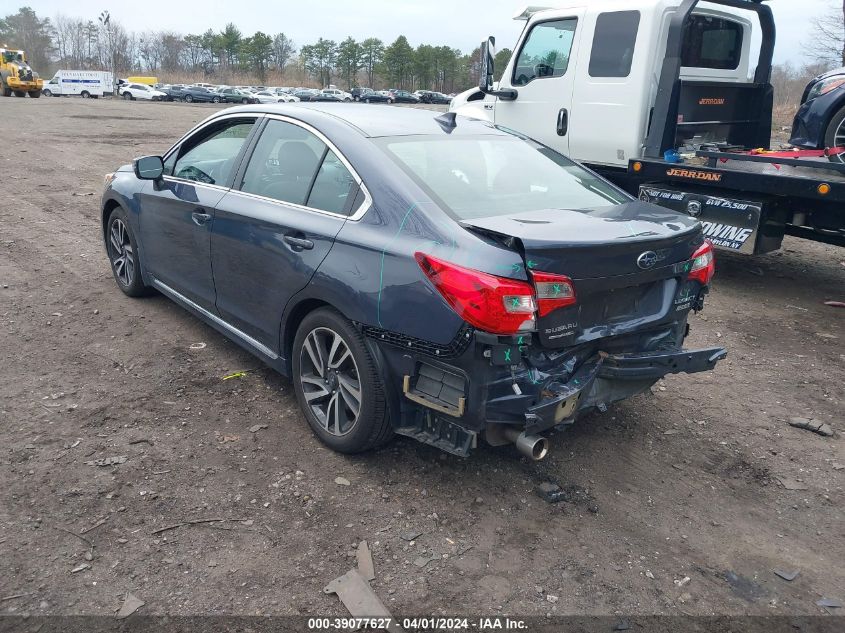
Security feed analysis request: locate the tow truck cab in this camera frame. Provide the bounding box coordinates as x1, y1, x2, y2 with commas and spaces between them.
452, 0, 769, 168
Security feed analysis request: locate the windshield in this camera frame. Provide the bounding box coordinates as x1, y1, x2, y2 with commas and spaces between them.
377, 133, 629, 219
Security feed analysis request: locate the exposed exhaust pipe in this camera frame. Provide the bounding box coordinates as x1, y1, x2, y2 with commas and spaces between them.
503, 427, 549, 461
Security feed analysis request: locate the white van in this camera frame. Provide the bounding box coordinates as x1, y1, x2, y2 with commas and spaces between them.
41, 70, 114, 98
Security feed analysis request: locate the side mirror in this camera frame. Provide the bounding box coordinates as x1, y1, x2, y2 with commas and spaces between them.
479, 37, 495, 93
478, 36, 518, 101
133, 156, 164, 180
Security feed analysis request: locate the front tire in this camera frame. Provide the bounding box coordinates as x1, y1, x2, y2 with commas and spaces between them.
123, 92, 132, 100
106, 207, 151, 298
292, 308, 392, 453
42, 89, 52, 97
13, 90, 25, 97
81, 90, 90, 98
30, 91, 41, 98
185, 94, 193, 103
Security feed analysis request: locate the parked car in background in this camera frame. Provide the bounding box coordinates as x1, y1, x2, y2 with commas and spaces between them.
322, 88, 352, 101
357, 88, 391, 104
390, 90, 420, 104
119, 83, 167, 101
254, 90, 287, 104
426, 92, 451, 105
351, 87, 370, 101
294, 88, 319, 101
180, 85, 222, 104
790, 66, 845, 162
414, 90, 432, 102
158, 84, 187, 101
218, 87, 256, 104
101, 104, 723, 460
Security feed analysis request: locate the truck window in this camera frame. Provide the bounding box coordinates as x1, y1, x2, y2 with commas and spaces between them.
512, 19, 577, 86
681, 15, 743, 70
589, 11, 640, 78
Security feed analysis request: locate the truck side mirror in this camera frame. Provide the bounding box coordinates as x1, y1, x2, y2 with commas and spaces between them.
479, 37, 495, 93
478, 36, 518, 101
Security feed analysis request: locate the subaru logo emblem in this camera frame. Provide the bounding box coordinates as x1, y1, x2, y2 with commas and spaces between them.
637, 251, 658, 269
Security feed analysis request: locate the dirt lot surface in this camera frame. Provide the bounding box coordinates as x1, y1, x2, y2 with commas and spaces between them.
1, 98, 843, 622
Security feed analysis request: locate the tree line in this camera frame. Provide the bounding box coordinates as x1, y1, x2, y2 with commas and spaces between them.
0, 6, 512, 92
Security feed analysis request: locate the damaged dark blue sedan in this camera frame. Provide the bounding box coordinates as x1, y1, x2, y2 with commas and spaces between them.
101, 104, 725, 459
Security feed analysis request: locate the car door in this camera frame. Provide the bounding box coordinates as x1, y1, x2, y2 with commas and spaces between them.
495, 11, 585, 157
211, 116, 364, 353
139, 116, 259, 312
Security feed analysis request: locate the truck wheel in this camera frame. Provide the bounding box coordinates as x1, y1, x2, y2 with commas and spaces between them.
824, 104, 845, 163
30, 91, 40, 98
292, 308, 392, 454
13, 91, 25, 97
81, 90, 90, 99
42, 89, 52, 97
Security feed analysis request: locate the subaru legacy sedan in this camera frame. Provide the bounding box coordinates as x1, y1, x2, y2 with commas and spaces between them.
101, 104, 725, 459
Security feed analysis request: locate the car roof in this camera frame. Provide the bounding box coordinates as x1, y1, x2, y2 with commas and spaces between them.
217, 103, 503, 138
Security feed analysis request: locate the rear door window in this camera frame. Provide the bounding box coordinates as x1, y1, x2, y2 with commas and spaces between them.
306, 150, 356, 214
512, 19, 578, 86
240, 119, 357, 214
589, 11, 640, 77
681, 15, 743, 70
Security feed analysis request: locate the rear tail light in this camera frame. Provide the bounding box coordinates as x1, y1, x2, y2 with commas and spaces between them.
688, 240, 715, 285
415, 253, 536, 335
531, 271, 577, 317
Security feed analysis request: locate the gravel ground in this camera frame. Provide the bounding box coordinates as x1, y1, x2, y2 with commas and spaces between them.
1, 97, 843, 622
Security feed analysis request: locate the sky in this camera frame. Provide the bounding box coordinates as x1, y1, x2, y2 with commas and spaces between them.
12, 0, 835, 64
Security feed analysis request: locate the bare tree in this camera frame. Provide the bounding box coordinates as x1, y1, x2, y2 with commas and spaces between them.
810, 1, 845, 66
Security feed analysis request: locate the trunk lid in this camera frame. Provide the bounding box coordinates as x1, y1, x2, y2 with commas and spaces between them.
461, 201, 704, 349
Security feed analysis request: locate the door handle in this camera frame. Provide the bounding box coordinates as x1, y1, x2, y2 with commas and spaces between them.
191, 210, 212, 226
284, 234, 314, 250
557, 108, 569, 136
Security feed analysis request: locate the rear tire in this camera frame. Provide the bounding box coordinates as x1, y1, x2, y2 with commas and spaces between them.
81, 90, 90, 98
106, 207, 152, 298
824, 104, 845, 163
241, 97, 248, 104
292, 308, 392, 454
13, 90, 25, 97
212, 96, 220, 103
30, 91, 41, 98
185, 94, 193, 103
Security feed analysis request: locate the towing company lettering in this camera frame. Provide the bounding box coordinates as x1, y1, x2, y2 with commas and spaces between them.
666, 168, 723, 183
701, 221, 753, 250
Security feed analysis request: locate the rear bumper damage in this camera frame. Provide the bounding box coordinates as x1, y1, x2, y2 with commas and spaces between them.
521, 346, 726, 434
365, 322, 727, 458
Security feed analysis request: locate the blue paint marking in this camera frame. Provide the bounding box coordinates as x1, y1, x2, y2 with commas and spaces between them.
377, 202, 419, 328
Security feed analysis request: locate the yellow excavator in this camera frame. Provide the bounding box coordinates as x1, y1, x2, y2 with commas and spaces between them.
0, 47, 43, 97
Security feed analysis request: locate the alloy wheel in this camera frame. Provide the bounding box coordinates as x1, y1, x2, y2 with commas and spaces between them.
298, 327, 362, 437
108, 218, 135, 287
